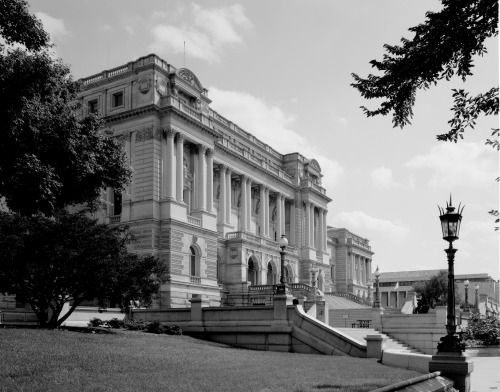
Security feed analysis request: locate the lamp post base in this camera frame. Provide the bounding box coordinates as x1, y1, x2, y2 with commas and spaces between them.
437, 334, 466, 354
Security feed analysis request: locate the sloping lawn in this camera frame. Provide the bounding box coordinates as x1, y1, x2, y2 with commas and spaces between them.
0, 327, 421, 392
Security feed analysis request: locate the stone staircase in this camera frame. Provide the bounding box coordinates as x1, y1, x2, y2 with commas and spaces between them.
335, 328, 423, 354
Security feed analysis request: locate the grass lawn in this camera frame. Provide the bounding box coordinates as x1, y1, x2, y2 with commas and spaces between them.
0, 327, 421, 392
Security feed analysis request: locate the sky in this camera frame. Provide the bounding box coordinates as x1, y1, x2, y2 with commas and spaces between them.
28, 0, 499, 280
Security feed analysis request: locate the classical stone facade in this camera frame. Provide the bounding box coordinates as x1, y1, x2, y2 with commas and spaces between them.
75, 54, 373, 309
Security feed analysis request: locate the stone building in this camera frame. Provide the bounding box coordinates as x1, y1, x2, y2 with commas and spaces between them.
75, 53, 374, 309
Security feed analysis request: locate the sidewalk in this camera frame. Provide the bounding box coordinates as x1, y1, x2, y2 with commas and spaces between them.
470, 356, 500, 392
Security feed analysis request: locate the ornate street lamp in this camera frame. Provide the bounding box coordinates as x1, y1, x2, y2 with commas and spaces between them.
474, 284, 480, 309
276, 234, 288, 294
437, 195, 465, 354
373, 266, 382, 308
463, 280, 470, 312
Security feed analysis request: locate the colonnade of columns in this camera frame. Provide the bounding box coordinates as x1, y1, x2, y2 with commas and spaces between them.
216, 167, 292, 241
161, 129, 214, 212
304, 201, 328, 252
351, 253, 372, 284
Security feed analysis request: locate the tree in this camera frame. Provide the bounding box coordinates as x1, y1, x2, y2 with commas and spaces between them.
0, 1, 131, 217
351, 0, 499, 227
413, 271, 461, 313
0, 211, 169, 328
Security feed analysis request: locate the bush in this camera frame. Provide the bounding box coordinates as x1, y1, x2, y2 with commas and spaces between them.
123, 319, 146, 331
88, 318, 104, 327
142, 321, 182, 335
462, 314, 500, 346
106, 318, 125, 329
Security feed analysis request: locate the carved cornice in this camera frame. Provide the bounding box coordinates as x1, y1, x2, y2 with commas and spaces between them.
135, 126, 161, 143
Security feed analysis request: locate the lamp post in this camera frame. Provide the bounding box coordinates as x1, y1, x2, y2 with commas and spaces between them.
474, 284, 479, 309
367, 281, 373, 303
373, 266, 382, 308
463, 280, 469, 312
437, 195, 465, 354
276, 234, 288, 294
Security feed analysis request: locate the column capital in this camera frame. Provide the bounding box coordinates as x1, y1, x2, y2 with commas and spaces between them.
206, 148, 214, 158
175, 132, 185, 143
166, 127, 176, 138
198, 144, 207, 154
218, 163, 226, 172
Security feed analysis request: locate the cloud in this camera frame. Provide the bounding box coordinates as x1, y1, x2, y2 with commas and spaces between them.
35, 12, 68, 43
370, 166, 400, 190
405, 142, 497, 188
331, 211, 410, 241
208, 87, 344, 187
149, 4, 252, 63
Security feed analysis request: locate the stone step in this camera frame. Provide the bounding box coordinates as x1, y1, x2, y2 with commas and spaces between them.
334, 328, 423, 354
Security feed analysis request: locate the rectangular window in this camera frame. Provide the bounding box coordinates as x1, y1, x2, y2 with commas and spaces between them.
112, 92, 124, 108
88, 99, 98, 114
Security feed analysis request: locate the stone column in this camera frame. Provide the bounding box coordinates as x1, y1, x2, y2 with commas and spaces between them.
226, 169, 232, 224
240, 175, 247, 231
281, 195, 286, 236
310, 203, 315, 249
218, 164, 226, 223
259, 185, 265, 236
175, 133, 184, 202
276, 193, 282, 237
318, 207, 324, 252
264, 187, 270, 237
161, 131, 167, 198
166, 129, 176, 199
305, 201, 310, 247
323, 210, 328, 251
290, 200, 295, 245
106, 187, 113, 215
246, 178, 252, 231
197, 145, 207, 210
206, 149, 213, 212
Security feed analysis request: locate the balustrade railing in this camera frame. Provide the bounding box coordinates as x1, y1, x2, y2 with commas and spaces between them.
325, 292, 372, 306
190, 276, 201, 284
290, 283, 313, 292
248, 285, 275, 292
109, 215, 121, 224
187, 215, 202, 227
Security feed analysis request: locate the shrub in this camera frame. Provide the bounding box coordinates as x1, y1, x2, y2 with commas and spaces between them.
106, 318, 125, 329
123, 319, 146, 331
462, 314, 500, 346
88, 318, 104, 327
164, 325, 182, 335
144, 321, 165, 334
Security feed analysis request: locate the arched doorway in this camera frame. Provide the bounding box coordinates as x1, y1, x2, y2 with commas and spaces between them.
247, 257, 259, 285
267, 262, 277, 284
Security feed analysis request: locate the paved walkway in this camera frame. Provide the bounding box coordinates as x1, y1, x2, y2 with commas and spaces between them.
470, 356, 500, 392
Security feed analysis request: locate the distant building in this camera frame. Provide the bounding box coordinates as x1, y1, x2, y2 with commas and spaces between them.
377, 269, 499, 317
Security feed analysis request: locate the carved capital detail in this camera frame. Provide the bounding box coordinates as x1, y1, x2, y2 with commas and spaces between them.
206, 148, 214, 158
166, 127, 176, 138
135, 126, 155, 143
175, 133, 185, 144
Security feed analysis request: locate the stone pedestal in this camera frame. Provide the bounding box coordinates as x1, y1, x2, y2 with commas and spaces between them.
189, 295, 209, 328
429, 353, 474, 392
364, 335, 386, 359
316, 300, 328, 325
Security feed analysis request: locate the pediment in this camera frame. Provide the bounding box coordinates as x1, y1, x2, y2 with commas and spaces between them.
177, 68, 203, 91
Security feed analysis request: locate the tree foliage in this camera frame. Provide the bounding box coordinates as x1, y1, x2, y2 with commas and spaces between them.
0, 0, 49, 51
351, 0, 498, 133
0, 1, 131, 216
413, 271, 461, 313
0, 211, 169, 328
352, 0, 499, 228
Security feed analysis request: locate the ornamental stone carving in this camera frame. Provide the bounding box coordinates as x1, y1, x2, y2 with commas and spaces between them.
178, 69, 203, 90
138, 77, 151, 94
155, 78, 168, 97
135, 126, 159, 142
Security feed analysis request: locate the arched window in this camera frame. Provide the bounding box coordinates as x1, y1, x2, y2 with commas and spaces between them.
247, 258, 258, 285
267, 262, 276, 284
189, 246, 198, 276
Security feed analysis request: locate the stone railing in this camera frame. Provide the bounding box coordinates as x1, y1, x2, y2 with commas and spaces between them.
181, 103, 201, 120
350, 237, 372, 251
187, 215, 202, 227
325, 292, 372, 307
190, 276, 201, 284
225, 232, 299, 256
291, 283, 313, 292
248, 285, 275, 292
109, 215, 121, 224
